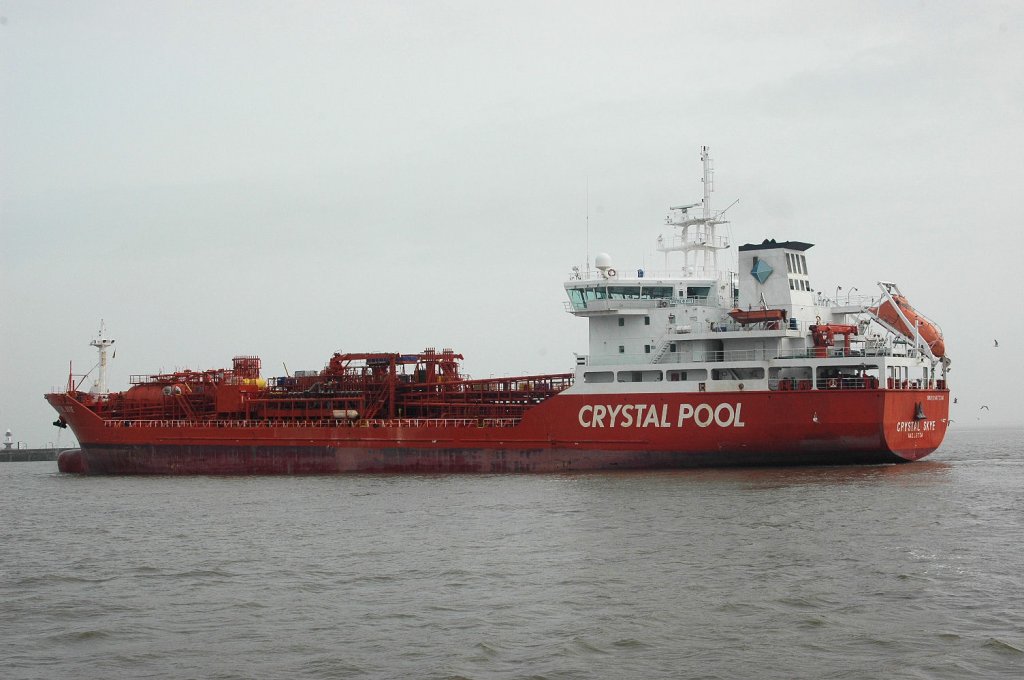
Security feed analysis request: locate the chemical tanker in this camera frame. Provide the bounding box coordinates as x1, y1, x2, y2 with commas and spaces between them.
47, 148, 950, 474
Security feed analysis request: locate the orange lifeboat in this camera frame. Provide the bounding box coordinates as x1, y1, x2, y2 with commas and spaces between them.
724, 309, 786, 325
869, 294, 945, 358
728, 308, 788, 329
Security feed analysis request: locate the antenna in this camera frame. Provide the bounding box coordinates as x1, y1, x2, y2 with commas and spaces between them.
702, 145, 713, 219
586, 176, 591, 275
89, 319, 115, 398
657, 146, 731, 278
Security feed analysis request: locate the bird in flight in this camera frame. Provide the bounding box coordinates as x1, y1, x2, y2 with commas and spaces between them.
980, 405, 990, 410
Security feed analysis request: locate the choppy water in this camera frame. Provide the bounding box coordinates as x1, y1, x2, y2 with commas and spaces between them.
2, 428, 1022, 680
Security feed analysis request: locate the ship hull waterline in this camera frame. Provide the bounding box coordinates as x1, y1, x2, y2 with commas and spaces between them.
48, 389, 949, 475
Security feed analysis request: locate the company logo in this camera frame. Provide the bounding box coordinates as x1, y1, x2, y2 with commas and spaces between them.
578, 403, 746, 429
751, 257, 773, 284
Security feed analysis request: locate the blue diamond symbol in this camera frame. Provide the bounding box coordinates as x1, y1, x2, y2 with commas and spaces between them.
751, 258, 773, 284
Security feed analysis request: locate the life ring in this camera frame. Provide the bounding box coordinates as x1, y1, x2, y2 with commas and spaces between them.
827, 378, 838, 389
606, 268, 616, 277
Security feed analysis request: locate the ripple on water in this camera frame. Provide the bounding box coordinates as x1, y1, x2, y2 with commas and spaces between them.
2, 429, 1023, 680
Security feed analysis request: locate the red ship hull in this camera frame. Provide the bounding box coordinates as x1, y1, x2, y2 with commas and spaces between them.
47, 388, 948, 474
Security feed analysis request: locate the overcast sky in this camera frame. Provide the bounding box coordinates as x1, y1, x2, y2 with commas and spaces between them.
2, 1, 1022, 447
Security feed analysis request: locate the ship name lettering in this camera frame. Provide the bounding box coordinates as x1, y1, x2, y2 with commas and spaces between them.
578, 403, 744, 429
895, 420, 937, 433
677, 402, 745, 428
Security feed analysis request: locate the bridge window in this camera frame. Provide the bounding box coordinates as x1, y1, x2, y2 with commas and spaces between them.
686, 286, 711, 300
607, 286, 640, 300
642, 286, 673, 299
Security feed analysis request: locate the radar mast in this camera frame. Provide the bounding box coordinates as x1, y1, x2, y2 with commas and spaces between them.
89, 320, 115, 398
656, 146, 731, 277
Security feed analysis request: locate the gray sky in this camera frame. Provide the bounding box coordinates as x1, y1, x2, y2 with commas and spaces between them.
2, 1, 1022, 447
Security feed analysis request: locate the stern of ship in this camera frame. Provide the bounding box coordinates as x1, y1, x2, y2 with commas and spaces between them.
881, 389, 950, 461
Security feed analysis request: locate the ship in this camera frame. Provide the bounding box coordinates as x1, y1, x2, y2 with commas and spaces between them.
47, 148, 951, 474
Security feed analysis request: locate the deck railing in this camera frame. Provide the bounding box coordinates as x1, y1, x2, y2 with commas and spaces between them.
585, 344, 918, 367
103, 417, 523, 429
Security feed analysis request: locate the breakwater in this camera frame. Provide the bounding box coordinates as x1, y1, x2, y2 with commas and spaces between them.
0, 448, 62, 463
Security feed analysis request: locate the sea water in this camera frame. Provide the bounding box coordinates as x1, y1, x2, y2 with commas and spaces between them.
2, 427, 1021, 679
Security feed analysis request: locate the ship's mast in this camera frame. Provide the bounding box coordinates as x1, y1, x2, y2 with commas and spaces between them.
89, 320, 115, 397
657, 145, 730, 277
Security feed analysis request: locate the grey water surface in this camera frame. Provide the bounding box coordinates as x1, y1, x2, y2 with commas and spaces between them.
2, 428, 1022, 679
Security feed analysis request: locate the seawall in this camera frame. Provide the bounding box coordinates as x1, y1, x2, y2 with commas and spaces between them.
0, 448, 62, 462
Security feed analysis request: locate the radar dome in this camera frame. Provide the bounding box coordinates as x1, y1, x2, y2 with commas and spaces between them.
594, 253, 613, 271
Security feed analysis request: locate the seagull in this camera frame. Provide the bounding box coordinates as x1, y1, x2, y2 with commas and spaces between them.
980, 405, 990, 410
953, 397, 958, 404
994, 339, 999, 347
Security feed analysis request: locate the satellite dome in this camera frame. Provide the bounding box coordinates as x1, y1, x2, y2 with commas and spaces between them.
594, 252, 613, 271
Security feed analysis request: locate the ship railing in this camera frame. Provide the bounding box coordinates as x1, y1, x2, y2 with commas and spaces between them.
586, 344, 912, 367
567, 268, 719, 282
103, 417, 523, 429
355, 418, 521, 428
769, 377, 875, 391
564, 296, 714, 313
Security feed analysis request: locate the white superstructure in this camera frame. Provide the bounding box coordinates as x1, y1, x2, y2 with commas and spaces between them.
563, 148, 950, 398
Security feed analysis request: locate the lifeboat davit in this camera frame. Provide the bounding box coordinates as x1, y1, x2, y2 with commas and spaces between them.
870, 294, 946, 358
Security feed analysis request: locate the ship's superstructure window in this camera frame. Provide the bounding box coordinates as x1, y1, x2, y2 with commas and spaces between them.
789, 279, 812, 291
667, 369, 707, 382
617, 370, 663, 382
618, 345, 625, 354
644, 345, 651, 354
712, 367, 765, 380
785, 251, 811, 292
583, 371, 614, 383
644, 316, 650, 326
618, 318, 625, 327
686, 286, 711, 301
565, 285, 675, 307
